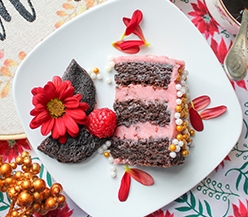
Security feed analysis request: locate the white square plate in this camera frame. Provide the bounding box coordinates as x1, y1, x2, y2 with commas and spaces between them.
13, 0, 242, 216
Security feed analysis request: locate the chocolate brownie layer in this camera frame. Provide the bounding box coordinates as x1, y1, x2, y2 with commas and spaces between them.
114, 61, 173, 89
110, 138, 185, 167
38, 127, 104, 163
62, 59, 96, 115
114, 99, 170, 127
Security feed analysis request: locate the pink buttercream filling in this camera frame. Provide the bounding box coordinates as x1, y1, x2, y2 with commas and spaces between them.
113, 122, 177, 141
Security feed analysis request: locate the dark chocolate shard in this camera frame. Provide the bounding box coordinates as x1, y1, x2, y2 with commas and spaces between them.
62, 59, 96, 115
38, 127, 104, 163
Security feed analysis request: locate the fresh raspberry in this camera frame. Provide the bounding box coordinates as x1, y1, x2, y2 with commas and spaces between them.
87, 108, 117, 138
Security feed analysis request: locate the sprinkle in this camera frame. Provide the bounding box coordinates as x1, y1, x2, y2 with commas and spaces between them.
106, 78, 112, 84
106, 65, 112, 72
169, 152, 176, 158
110, 171, 117, 178
90, 73, 97, 80
109, 61, 115, 68
97, 74, 103, 80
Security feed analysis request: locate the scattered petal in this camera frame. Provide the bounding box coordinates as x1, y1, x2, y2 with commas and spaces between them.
55, 20, 65, 28
4, 59, 18, 67
118, 171, 131, 202
121, 10, 143, 39
0, 66, 11, 77
112, 41, 140, 54
129, 168, 154, 186
200, 105, 227, 120
119, 40, 145, 50
18, 51, 26, 61
191, 95, 211, 111
1, 81, 10, 98
62, 3, 75, 10
56, 11, 68, 17
0, 50, 4, 59
189, 107, 204, 131
123, 17, 149, 46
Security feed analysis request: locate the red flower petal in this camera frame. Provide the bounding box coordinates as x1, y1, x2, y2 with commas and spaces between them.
118, 171, 131, 202
112, 41, 140, 54
191, 95, 211, 111
123, 17, 149, 46
58, 134, 68, 144
63, 97, 79, 108
52, 76, 62, 89
32, 93, 48, 106
119, 40, 145, 50
200, 105, 227, 120
129, 168, 154, 186
121, 10, 143, 39
66, 108, 86, 120
34, 104, 46, 113
57, 82, 69, 99
44, 81, 56, 101
31, 87, 43, 95
55, 117, 67, 136
30, 109, 39, 116
75, 119, 88, 125
189, 107, 204, 131
41, 117, 55, 135
52, 121, 60, 139
35, 110, 51, 124
62, 113, 79, 135
74, 93, 82, 102
59, 86, 75, 100
30, 117, 42, 129
78, 102, 89, 111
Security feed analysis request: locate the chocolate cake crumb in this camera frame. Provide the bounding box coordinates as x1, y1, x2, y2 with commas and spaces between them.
38, 127, 104, 163
114, 99, 171, 127
114, 61, 173, 89
109, 138, 185, 167
62, 59, 96, 115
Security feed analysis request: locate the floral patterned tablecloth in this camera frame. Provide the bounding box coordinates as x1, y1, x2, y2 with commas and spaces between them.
1, 0, 248, 216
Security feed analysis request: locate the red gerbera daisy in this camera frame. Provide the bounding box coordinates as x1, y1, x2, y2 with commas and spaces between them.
0, 139, 31, 162
30, 76, 89, 143
188, 0, 219, 39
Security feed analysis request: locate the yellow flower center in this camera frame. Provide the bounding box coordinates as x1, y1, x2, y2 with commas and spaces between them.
47, 99, 65, 118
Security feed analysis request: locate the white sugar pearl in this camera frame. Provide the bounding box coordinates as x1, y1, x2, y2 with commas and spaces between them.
108, 55, 114, 61
110, 165, 116, 172
176, 99, 182, 105
106, 141, 111, 147
174, 112, 180, 119
97, 73, 103, 80
175, 84, 182, 90
102, 144, 108, 150
177, 91, 183, 97
189, 142, 195, 147
87, 69, 92, 75
110, 171, 116, 178
109, 61, 115, 67
106, 78, 112, 84
181, 87, 186, 94
178, 141, 184, 147
175, 118, 183, 125
185, 103, 188, 108
97, 147, 103, 154
90, 73, 97, 80
181, 80, 186, 86
184, 70, 189, 76
172, 139, 179, 145
169, 152, 176, 158
175, 145, 181, 152
106, 65, 112, 72
108, 156, 114, 163
181, 75, 186, 80
183, 129, 189, 134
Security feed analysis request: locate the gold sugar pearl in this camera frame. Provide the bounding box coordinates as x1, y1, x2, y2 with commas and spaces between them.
178, 68, 183, 74
183, 133, 189, 140
176, 134, 183, 141
15, 156, 24, 165
21, 151, 30, 158
183, 121, 188, 126
10, 162, 17, 169
104, 152, 110, 158
93, 67, 99, 74
169, 144, 177, 152
180, 111, 185, 118
175, 105, 182, 113
182, 144, 187, 149
190, 129, 195, 136
182, 125, 187, 131
0, 163, 13, 177
187, 138, 192, 143
181, 149, 190, 157
11, 210, 19, 217
176, 125, 183, 132
176, 75, 181, 81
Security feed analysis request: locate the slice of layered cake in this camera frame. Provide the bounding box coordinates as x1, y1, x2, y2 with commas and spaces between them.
109, 55, 192, 167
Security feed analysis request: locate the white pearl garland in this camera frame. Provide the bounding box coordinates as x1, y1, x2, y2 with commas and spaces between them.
175, 84, 182, 90
172, 139, 179, 145
175, 145, 181, 152
176, 99, 182, 105
174, 112, 180, 119
175, 118, 183, 125
177, 91, 183, 97
178, 141, 184, 147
